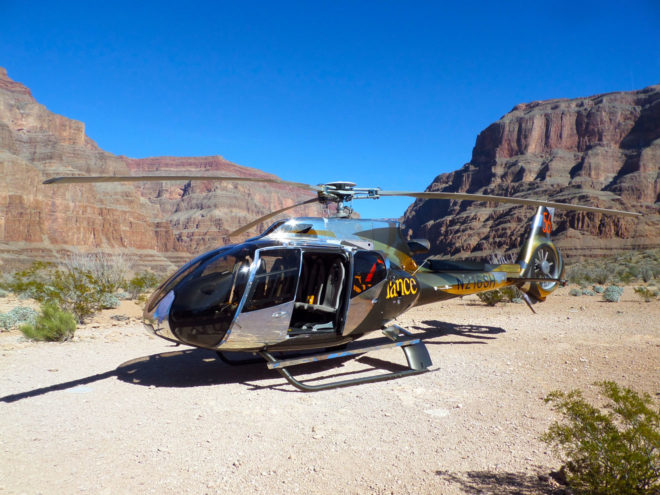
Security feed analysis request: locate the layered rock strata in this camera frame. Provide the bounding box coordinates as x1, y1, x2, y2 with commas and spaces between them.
402, 85, 660, 259
0, 68, 320, 271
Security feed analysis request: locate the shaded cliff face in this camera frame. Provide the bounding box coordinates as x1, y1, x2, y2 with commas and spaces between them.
0, 68, 320, 271
402, 85, 660, 259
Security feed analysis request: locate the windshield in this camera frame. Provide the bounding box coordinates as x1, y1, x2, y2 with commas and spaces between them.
166, 245, 256, 347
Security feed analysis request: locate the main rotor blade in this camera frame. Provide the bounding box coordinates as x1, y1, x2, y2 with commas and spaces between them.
43, 175, 316, 190
228, 197, 321, 238
379, 190, 641, 218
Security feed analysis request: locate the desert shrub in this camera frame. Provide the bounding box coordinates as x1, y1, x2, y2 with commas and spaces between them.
569, 288, 582, 297
99, 293, 120, 309
582, 289, 595, 296
593, 285, 605, 294
565, 249, 660, 286
500, 286, 523, 302
20, 302, 76, 342
640, 267, 654, 283
63, 253, 130, 294
603, 285, 624, 303
542, 381, 659, 495
116, 290, 131, 300
0, 288, 8, 298
0, 306, 39, 331
634, 286, 659, 303
6, 255, 130, 323
124, 271, 160, 299
476, 289, 504, 306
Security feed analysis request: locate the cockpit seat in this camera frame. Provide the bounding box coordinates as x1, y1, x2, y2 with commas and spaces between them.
293, 258, 345, 315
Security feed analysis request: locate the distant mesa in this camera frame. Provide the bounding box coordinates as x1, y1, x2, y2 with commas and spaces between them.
402, 84, 660, 259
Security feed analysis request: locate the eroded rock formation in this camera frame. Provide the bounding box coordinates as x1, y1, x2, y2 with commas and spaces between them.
0, 68, 320, 271
402, 85, 660, 259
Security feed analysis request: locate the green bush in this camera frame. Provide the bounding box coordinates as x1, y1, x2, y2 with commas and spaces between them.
6, 258, 126, 323
124, 271, 160, 299
543, 381, 659, 495
593, 285, 605, 294
569, 288, 582, 297
565, 249, 660, 286
0, 306, 39, 331
99, 293, 120, 309
0, 288, 8, 298
603, 285, 624, 303
634, 286, 659, 303
582, 289, 595, 296
476, 289, 504, 306
20, 302, 76, 342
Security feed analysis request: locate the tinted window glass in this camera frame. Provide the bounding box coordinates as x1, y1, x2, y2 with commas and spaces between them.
243, 249, 300, 312
167, 245, 255, 347
351, 251, 387, 296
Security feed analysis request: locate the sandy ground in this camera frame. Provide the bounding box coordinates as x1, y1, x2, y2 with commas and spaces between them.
0, 287, 658, 495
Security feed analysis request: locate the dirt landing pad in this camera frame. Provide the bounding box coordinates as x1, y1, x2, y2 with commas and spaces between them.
1, 287, 658, 494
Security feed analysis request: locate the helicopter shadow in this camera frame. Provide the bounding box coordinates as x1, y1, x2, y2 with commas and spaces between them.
1, 323, 505, 402
115, 348, 360, 391
0, 349, 359, 402
409, 320, 506, 344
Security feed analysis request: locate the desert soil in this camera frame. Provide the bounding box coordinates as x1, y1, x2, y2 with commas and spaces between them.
0, 287, 658, 495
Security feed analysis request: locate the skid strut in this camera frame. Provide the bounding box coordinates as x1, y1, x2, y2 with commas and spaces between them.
259, 326, 432, 392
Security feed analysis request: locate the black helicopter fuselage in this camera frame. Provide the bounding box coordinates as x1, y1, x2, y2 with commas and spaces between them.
143, 209, 563, 353
143, 217, 426, 352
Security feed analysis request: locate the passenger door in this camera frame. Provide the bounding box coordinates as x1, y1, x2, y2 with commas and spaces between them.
224, 248, 301, 347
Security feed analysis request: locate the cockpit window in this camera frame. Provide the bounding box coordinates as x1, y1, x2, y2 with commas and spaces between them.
164, 245, 256, 347
243, 248, 301, 312
351, 251, 387, 296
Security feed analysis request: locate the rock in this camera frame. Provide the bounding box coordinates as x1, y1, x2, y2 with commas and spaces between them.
403, 84, 660, 259
0, 68, 322, 272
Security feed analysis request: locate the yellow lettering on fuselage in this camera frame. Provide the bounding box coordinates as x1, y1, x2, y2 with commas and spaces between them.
386, 277, 418, 299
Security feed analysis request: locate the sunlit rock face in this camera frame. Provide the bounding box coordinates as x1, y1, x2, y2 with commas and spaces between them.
403, 84, 660, 259
0, 67, 321, 271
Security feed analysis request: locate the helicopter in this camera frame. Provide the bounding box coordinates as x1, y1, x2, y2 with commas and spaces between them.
44, 176, 640, 391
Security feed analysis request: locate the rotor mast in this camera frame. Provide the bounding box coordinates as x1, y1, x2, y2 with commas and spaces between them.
317, 182, 381, 218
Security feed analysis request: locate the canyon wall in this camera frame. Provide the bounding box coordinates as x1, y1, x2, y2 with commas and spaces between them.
402, 85, 660, 259
0, 68, 320, 272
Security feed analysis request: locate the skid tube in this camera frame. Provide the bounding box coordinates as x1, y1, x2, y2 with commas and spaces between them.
259, 325, 432, 392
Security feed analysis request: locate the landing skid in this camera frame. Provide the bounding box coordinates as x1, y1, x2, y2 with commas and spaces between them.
260, 325, 432, 391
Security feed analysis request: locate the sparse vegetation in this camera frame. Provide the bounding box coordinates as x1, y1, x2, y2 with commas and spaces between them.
569, 288, 582, 297
124, 270, 160, 299
477, 289, 504, 306
476, 286, 524, 306
566, 249, 660, 287
634, 286, 659, 303
543, 381, 659, 495
603, 285, 624, 303
6, 254, 133, 323
0, 306, 39, 331
19, 302, 76, 342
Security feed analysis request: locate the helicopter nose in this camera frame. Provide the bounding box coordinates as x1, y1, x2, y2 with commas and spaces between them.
143, 290, 177, 342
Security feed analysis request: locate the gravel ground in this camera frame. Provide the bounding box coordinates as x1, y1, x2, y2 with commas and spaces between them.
1, 287, 658, 494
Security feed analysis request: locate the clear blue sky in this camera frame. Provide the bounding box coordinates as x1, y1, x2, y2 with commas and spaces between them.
1, 1, 659, 219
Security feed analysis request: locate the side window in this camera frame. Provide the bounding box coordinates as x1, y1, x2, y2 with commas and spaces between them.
243, 249, 301, 312
352, 251, 387, 296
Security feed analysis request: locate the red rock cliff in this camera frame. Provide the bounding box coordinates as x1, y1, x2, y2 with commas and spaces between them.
402, 85, 660, 258
0, 68, 320, 271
